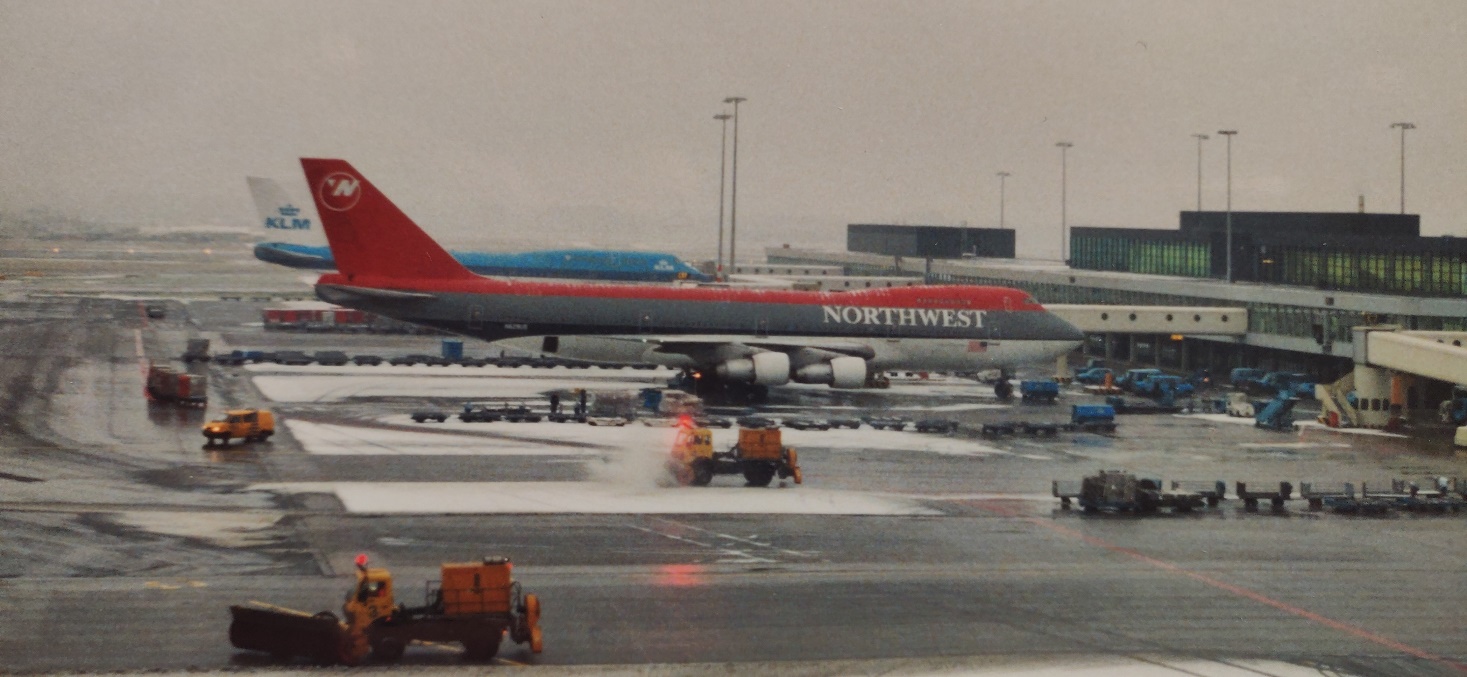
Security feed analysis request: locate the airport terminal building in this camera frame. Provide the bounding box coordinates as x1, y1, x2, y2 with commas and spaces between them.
766, 214, 1467, 408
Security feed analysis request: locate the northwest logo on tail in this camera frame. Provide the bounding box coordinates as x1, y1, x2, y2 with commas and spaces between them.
318, 173, 362, 211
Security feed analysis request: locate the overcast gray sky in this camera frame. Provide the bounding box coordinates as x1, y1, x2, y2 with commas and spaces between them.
1, 0, 1463, 259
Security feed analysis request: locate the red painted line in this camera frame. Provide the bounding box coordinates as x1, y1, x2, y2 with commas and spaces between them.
973, 501, 1467, 672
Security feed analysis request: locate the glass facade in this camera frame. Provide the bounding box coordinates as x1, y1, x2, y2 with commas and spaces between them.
1071, 234, 1211, 278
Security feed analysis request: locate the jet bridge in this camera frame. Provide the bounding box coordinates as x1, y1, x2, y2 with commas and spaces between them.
1349, 327, 1467, 430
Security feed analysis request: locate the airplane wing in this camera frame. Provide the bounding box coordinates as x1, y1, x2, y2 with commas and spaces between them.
641, 337, 876, 361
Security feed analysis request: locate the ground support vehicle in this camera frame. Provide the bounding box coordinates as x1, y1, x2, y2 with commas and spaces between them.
914, 419, 960, 433
828, 417, 863, 429
1052, 470, 1207, 513
182, 338, 212, 363
313, 350, 350, 366
738, 415, 780, 429
863, 416, 910, 431
228, 555, 542, 665
668, 423, 802, 487
146, 364, 207, 406
272, 350, 314, 366
1073, 367, 1113, 386
982, 404, 1117, 437
1299, 482, 1390, 514
1170, 480, 1227, 507
694, 415, 733, 429
1103, 394, 1182, 415
390, 354, 449, 366
352, 354, 384, 366
411, 410, 448, 423
586, 416, 628, 426
1254, 393, 1299, 431
202, 409, 274, 445
1381, 478, 1465, 513
1136, 375, 1194, 400
1235, 481, 1295, 510
546, 412, 586, 423
784, 418, 831, 430
1116, 368, 1164, 393
1019, 380, 1059, 403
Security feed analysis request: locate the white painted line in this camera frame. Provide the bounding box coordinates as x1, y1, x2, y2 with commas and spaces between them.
246, 481, 942, 516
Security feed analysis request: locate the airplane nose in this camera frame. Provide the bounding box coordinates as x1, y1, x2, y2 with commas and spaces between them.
1053, 313, 1085, 343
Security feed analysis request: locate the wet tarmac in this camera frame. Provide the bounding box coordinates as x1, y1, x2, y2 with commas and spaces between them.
3, 248, 1467, 675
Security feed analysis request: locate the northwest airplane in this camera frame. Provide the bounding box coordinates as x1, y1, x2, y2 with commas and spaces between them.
247, 177, 711, 283
300, 158, 1084, 398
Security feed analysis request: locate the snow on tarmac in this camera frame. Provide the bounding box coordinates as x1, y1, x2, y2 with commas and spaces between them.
248, 481, 940, 516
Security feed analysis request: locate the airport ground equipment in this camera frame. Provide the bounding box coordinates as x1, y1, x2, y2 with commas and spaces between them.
863, 416, 910, 430
1254, 392, 1299, 431
1052, 470, 1207, 513
668, 421, 802, 487
827, 417, 863, 429
228, 555, 542, 665
1235, 481, 1294, 510
411, 410, 448, 423
1116, 368, 1164, 393
1103, 394, 1182, 415
1314, 371, 1357, 428
1073, 367, 1113, 385
146, 364, 207, 405
1381, 478, 1465, 513
914, 419, 960, 433
202, 409, 274, 445
1081, 371, 1123, 395
1226, 392, 1260, 417
272, 350, 314, 366
1298, 482, 1391, 514
313, 350, 350, 366
1136, 375, 1194, 400
1230, 367, 1266, 390
352, 354, 384, 366
1019, 380, 1060, 403
182, 338, 212, 363
982, 404, 1116, 437
784, 418, 831, 430
442, 339, 464, 361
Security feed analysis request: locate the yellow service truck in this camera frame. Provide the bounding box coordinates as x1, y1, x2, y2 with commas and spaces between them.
229, 555, 542, 665
669, 421, 802, 487
202, 409, 274, 445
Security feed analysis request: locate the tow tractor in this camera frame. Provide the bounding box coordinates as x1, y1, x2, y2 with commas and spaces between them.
228, 554, 542, 665
668, 417, 802, 487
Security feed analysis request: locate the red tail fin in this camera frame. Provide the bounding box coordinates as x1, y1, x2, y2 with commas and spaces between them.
300, 158, 476, 281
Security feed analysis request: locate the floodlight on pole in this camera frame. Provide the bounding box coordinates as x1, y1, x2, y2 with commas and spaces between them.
996, 171, 1011, 229
1391, 122, 1415, 215
1217, 130, 1238, 283
724, 97, 747, 273
1055, 142, 1073, 263
714, 113, 732, 279
1191, 134, 1209, 213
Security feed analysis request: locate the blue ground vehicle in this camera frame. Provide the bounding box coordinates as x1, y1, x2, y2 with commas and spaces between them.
1019, 380, 1060, 403
1255, 372, 1315, 399
1254, 391, 1299, 431
1074, 367, 1113, 385
1136, 374, 1195, 399
1229, 368, 1265, 390
1117, 368, 1164, 393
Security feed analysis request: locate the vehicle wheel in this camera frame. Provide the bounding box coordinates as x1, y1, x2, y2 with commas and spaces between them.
412, 416, 425, 423
743, 464, 775, 487
463, 634, 501, 661
691, 458, 714, 486
995, 380, 1014, 399
371, 636, 406, 663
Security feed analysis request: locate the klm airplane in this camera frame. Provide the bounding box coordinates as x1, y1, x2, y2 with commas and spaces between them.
248, 177, 711, 283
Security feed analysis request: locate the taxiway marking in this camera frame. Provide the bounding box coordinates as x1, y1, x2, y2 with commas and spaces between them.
972, 500, 1467, 672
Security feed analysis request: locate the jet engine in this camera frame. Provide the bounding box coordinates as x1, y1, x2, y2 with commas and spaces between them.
793, 356, 867, 389
715, 351, 791, 385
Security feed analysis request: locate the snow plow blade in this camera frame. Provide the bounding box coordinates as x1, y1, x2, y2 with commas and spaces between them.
228, 605, 345, 665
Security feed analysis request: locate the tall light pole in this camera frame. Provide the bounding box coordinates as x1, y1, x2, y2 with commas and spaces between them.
724, 96, 746, 273
996, 171, 1011, 229
1217, 130, 1238, 283
1391, 122, 1415, 214
1191, 133, 1209, 213
1055, 142, 1072, 262
714, 113, 731, 279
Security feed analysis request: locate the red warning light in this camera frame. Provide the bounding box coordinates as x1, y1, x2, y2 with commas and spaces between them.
677, 414, 693, 428
354, 553, 368, 570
